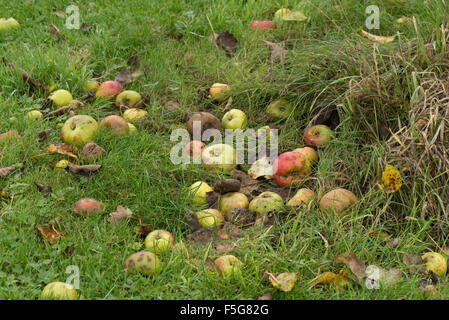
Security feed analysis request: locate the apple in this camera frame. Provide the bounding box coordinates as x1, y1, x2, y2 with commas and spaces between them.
73, 198, 106, 216
274, 8, 292, 21
61, 115, 98, 148
96, 81, 122, 99
144, 230, 174, 254
293, 147, 318, 168
50, 89, 73, 107
273, 151, 308, 187
99, 115, 129, 136
249, 191, 284, 216
266, 99, 293, 119
123, 108, 147, 124
85, 80, 100, 92
202, 143, 237, 172
209, 83, 231, 102
218, 192, 249, 218
286, 188, 316, 207
183, 140, 205, 159
186, 112, 222, 138
124, 251, 161, 276
116, 90, 142, 108
319, 188, 358, 215
195, 209, 224, 228
214, 255, 244, 277
304, 125, 333, 147
222, 109, 248, 130
41, 282, 77, 300
189, 181, 214, 205
422, 252, 447, 277
250, 20, 277, 31
128, 122, 137, 134
8, 117, 17, 124
26, 110, 43, 120
0, 130, 19, 142
0, 18, 19, 32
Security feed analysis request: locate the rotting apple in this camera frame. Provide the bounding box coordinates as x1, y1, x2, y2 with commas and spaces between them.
250, 20, 277, 31
266, 99, 293, 119
123, 108, 147, 124
304, 124, 333, 147
50, 89, 73, 108
26, 110, 43, 120
73, 198, 106, 216
115, 90, 142, 108
144, 230, 174, 254
195, 209, 224, 228
40, 282, 77, 300
202, 143, 237, 172
214, 255, 244, 277
186, 112, 222, 138
249, 191, 284, 216
183, 140, 205, 160
319, 188, 358, 215
218, 192, 249, 219
124, 251, 161, 276
422, 252, 447, 277
189, 181, 214, 205
272, 151, 308, 187
95, 81, 122, 99
222, 109, 248, 130
209, 83, 231, 102
286, 188, 316, 207
85, 80, 100, 92
61, 115, 98, 148
99, 115, 129, 136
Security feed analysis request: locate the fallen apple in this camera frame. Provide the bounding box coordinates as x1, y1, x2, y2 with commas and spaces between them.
0, 18, 19, 32
189, 181, 214, 205
250, 20, 277, 31
195, 209, 224, 228
0, 130, 19, 142
286, 188, 316, 207
128, 122, 137, 134
202, 143, 237, 172
186, 112, 222, 138
214, 255, 244, 277
422, 252, 447, 277
218, 192, 249, 218
183, 140, 205, 159
41, 282, 77, 300
85, 80, 100, 92
319, 188, 358, 215
209, 83, 231, 102
123, 108, 148, 124
144, 230, 174, 254
249, 191, 284, 216
73, 198, 106, 216
304, 125, 333, 147
222, 109, 248, 130
266, 99, 293, 119
124, 250, 161, 276
99, 115, 129, 136
50, 89, 73, 108
292, 146, 318, 174
26, 110, 43, 120
61, 115, 98, 148
273, 151, 308, 187
274, 8, 292, 21
115, 90, 142, 108
96, 81, 122, 99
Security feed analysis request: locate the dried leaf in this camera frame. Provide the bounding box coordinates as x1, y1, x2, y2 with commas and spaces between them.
334, 253, 366, 281
263, 40, 286, 65
65, 244, 75, 257
248, 156, 273, 179
0, 165, 18, 178
215, 242, 236, 254
309, 270, 348, 289
108, 205, 133, 224
82, 142, 106, 161
266, 272, 299, 292
2, 57, 42, 88
80, 22, 92, 32
36, 225, 62, 244
216, 31, 239, 57
380, 165, 402, 193
135, 223, 153, 239
385, 238, 400, 249
397, 17, 413, 24
66, 163, 102, 176
34, 182, 52, 195
186, 209, 201, 232
49, 24, 64, 39
357, 29, 396, 43
115, 69, 132, 86
55, 11, 66, 18
213, 179, 241, 194
46, 143, 78, 159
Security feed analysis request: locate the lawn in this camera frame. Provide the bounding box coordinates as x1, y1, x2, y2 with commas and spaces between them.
0, 0, 448, 300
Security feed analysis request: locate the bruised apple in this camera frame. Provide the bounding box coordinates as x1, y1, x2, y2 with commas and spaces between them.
273, 151, 308, 187
186, 112, 222, 138
124, 251, 161, 276
293, 147, 318, 173
249, 191, 283, 216
115, 90, 142, 108
73, 198, 106, 216
85, 80, 100, 92
304, 125, 333, 147
123, 108, 147, 124
99, 115, 129, 136
96, 81, 122, 99
319, 188, 358, 215
287, 188, 316, 207
422, 252, 447, 277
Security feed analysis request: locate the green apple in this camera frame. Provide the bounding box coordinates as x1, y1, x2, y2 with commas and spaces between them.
26, 110, 43, 120
249, 191, 284, 216
128, 122, 138, 134
189, 181, 214, 205
124, 251, 161, 276
286, 188, 316, 207
202, 143, 237, 172
41, 282, 77, 300
266, 99, 293, 119
0, 18, 19, 32
222, 109, 247, 130
195, 209, 224, 228
116, 90, 142, 108
274, 8, 292, 21
144, 230, 174, 254
85, 80, 100, 92
214, 255, 244, 277
61, 115, 98, 148
209, 83, 231, 102
50, 89, 73, 107
123, 108, 147, 124
304, 125, 333, 147
218, 192, 249, 218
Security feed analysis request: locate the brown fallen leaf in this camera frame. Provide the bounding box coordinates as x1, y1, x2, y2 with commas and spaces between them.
266, 272, 299, 292
263, 40, 286, 65
108, 205, 133, 224
0, 165, 18, 178
66, 163, 102, 176
133, 93, 151, 109
36, 225, 62, 244
34, 182, 52, 195
80, 22, 92, 32
419, 281, 439, 297
2, 57, 42, 88
164, 100, 180, 111
49, 24, 64, 39
134, 217, 153, 239
64, 244, 75, 257
46, 143, 78, 159
334, 253, 366, 281
216, 31, 239, 57
357, 28, 396, 43
215, 242, 236, 254
385, 238, 401, 249
115, 68, 142, 86
213, 179, 241, 194
82, 142, 106, 162
309, 270, 349, 289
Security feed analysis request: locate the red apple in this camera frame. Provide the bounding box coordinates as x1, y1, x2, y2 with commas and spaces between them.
183, 140, 205, 159
96, 81, 122, 99
250, 20, 277, 31
272, 151, 308, 187
293, 147, 318, 173
304, 125, 333, 147
99, 115, 129, 136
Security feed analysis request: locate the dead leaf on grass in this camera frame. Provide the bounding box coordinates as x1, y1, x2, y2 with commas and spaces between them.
263, 40, 286, 65
36, 225, 62, 244
309, 270, 348, 289
2, 57, 42, 88
266, 272, 299, 292
206, 190, 220, 209
0, 165, 18, 178
34, 182, 52, 195
108, 205, 133, 224
334, 253, 366, 281
38, 128, 53, 143
216, 31, 239, 57
67, 163, 102, 176
403, 252, 425, 273
357, 29, 396, 43
50, 24, 64, 39
215, 242, 236, 254
46, 143, 78, 159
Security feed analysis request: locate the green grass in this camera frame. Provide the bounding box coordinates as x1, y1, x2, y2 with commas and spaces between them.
1, 0, 448, 299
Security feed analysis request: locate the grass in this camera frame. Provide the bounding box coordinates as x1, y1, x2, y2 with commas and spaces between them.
0, 0, 448, 299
